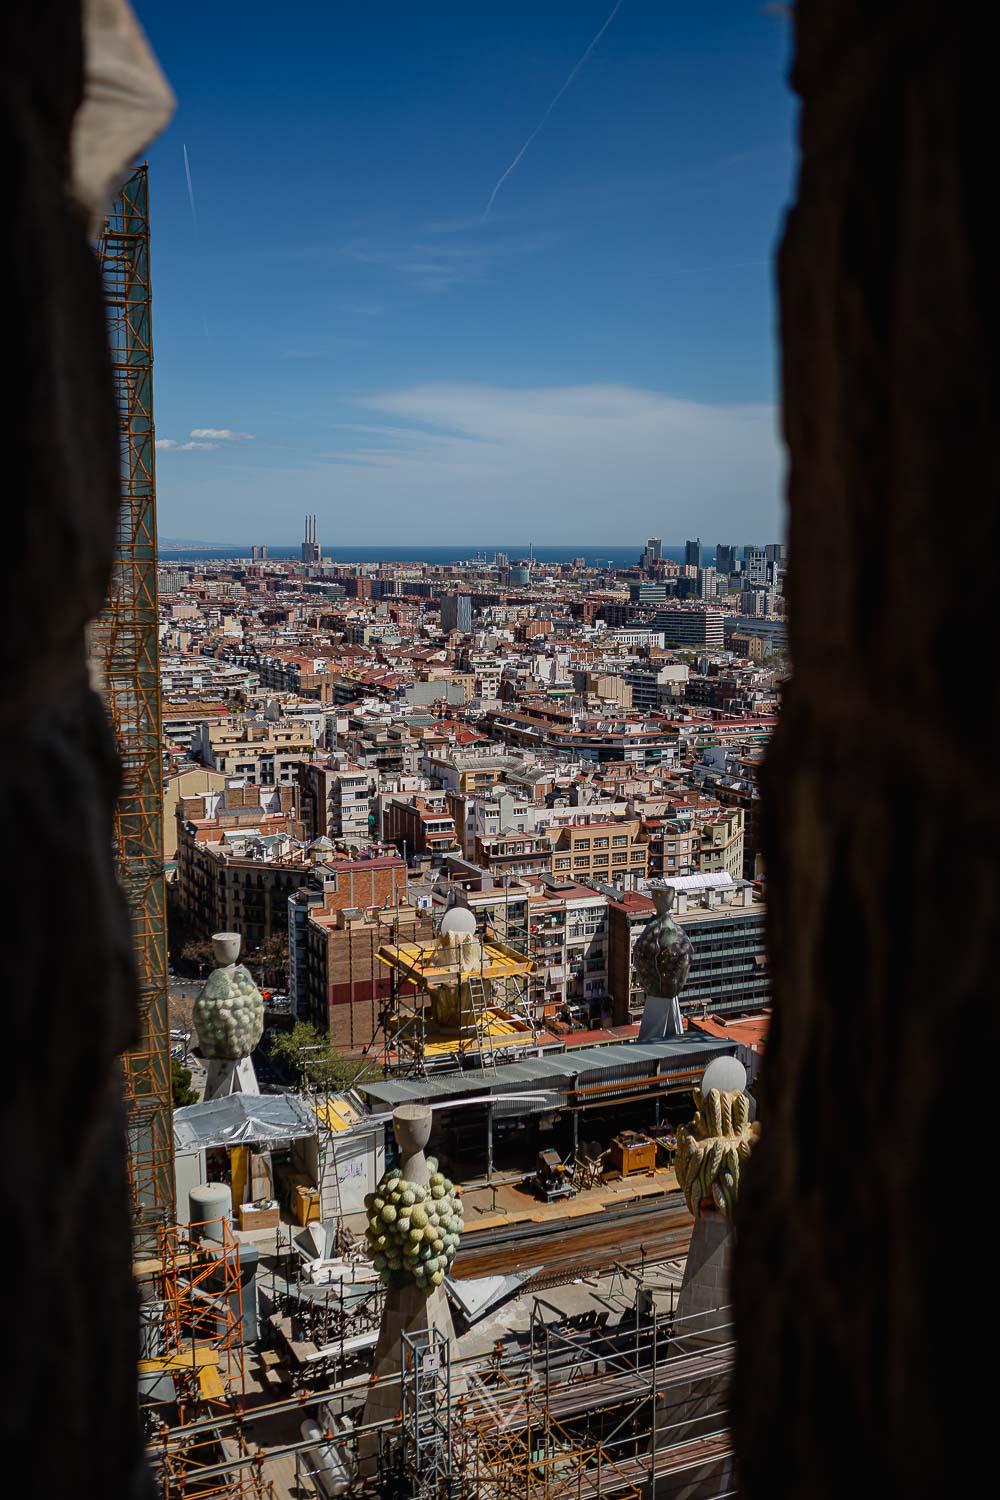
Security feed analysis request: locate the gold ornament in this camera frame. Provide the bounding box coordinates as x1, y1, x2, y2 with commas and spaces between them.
675, 1087, 759, 1220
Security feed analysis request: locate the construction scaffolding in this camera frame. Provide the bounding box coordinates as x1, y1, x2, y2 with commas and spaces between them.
140, 1219, 273, 1500
374, 914, 537, 1077
399, 1326, 455, 1498
148, 1282, 735, 1500
267, 1221, 385, 1388
92, 162, 174, 1246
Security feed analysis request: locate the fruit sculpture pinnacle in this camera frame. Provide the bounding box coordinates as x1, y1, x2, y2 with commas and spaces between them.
675, 1084, 760, 1220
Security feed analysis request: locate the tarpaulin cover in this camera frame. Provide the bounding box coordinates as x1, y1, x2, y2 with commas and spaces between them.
173, 1092, 319, 1151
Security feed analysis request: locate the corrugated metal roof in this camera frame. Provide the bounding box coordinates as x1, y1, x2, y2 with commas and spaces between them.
358, 1034, 734, 1111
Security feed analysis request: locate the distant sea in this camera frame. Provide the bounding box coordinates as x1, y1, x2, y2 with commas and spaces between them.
157, 543, 703, 568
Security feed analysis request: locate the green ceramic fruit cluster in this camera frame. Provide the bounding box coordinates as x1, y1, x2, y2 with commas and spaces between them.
364, 1159, 464, 1293
193, 964, 264, 1060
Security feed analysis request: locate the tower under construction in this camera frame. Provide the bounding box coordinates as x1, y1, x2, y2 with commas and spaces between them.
92, 163, 174, 1245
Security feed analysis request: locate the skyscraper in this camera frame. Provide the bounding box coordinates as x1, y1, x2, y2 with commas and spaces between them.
743, 545, 767, 585
640, 538, 662, 570
715, 544, 738, 576
685, 538, 702, 569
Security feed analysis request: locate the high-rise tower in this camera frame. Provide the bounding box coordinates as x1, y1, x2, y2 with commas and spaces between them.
716, 544, 738, 576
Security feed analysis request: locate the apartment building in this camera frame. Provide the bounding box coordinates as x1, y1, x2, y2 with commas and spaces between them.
381, 793, 459, 862
550, 818, 648, 888
546, 720, 678, 771
296, 757, 373, 846
428, 867, 532, 952
649, 606, 726, 650
176, 797, 309, 946
699, 746, 764, 879
643, 816, 699, 880
296, 877, 423, 1047
255, 652, 335, 701
527, 879, 610, 1026
472, 830, 554, 883
446, 788, 537, 860
162, 765, 227, 863
161, 700, 230, 754
421, 752, 526, 796
194, 715, 315, 784
697, 807, 745, 878
570, 670, 633, 708
622, 662, 689, 711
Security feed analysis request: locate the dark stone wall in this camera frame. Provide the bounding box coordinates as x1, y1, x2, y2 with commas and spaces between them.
1, 3, 147, 1496
734, 4, 995, 1496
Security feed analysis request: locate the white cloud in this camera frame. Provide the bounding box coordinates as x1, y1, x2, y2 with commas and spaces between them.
320, 382, 784, 540
156, 438, 219, 451
341, 233, 553, 291
156, 383, 785, 544
189, 428, 255, 441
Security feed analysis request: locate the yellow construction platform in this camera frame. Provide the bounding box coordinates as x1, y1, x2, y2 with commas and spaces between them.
376, 939, 534, 988
138, 1345, 225, 1399
312, 1097, 364, 1133
421, 1008, 533, 1059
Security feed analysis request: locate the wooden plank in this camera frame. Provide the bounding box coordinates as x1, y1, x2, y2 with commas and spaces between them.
198, 1366, 225, 1400
138, 1347, 218, 1374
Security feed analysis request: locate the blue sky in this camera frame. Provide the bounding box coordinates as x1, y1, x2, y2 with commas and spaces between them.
137, 1, 796, 546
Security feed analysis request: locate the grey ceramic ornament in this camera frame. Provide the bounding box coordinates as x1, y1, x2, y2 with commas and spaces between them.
633, 885, 693, 998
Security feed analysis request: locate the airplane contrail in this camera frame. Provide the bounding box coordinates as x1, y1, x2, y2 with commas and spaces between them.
482, 0, 624, 221
182, 143, 198, 231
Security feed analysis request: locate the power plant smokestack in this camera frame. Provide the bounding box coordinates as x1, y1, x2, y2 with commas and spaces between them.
302, 514, 321, 564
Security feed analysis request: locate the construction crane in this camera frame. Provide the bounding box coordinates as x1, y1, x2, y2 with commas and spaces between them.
92, 164, 175, 1246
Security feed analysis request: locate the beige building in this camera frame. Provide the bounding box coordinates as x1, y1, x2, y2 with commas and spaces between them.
697, 807, 746, 879
551, 818, 648, 886
571, 670, 633, 708
163, 765, 227, 863
195, 716, 315, 784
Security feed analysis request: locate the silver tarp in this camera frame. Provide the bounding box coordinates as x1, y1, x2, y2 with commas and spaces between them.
173, 1092, 319, 1151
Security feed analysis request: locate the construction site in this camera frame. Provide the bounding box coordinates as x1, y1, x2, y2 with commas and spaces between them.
97, 166, 744, 1500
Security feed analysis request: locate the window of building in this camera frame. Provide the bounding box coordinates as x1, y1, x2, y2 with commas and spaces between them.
612, 834, 628, 847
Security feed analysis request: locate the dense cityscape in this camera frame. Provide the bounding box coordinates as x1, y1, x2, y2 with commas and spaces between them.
164, 524, 785, 1049
147, 520, 786, 1496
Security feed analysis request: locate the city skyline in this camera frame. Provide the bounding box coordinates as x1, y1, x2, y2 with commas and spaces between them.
138, 0, 794, 543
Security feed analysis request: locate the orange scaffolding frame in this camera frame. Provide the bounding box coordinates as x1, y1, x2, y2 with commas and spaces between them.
92, 163, 175, 1246
141, 1220, 275, 1500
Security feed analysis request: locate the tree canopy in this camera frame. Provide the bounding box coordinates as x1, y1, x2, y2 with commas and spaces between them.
267, 1021, 376, 1093
171, 1057, 198, 1108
